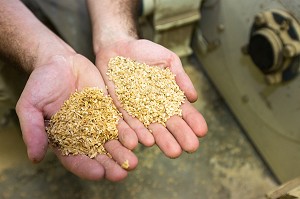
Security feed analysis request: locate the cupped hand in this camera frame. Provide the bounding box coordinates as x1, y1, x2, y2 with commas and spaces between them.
95, 39, 208, 158
16, 53, 138, 181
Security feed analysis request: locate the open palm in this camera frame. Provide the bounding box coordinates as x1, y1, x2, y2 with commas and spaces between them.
96, 39, 208, 158
16, 54, 138, 181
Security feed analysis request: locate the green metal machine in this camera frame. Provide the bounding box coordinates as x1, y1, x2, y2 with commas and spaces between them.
141, 0, 300, 183
194, 0, 300, 183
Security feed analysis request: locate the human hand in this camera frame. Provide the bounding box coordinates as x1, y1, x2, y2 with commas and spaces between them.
95, 39, 208, 158
16, 54, 138, 181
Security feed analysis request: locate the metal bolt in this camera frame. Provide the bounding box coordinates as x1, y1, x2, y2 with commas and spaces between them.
280, 18, 291, 31
254, 13, 266, 26
217, 24, 225, 32
265, 73, 282, 85
283, 45, 296, 57
265, 75, 276, 85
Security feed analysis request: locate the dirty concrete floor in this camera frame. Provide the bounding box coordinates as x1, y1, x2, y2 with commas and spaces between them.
0, 57, 277, 199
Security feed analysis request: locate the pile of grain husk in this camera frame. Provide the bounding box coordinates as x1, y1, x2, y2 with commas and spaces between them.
46, 56, 185, 158
46, 87, 121, 158
107, 56, 185, 127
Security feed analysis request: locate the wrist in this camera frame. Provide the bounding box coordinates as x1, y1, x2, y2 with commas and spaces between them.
0, 0, 76, 73
87, 0, 139, 54
33, 38, 76, 72
93, 35, 137, 56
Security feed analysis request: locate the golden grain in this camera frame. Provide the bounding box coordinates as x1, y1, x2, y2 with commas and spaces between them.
46, 87, 120, 158
121, 159, 130, 169
107, 56, 185, 128
46, 56, 185, 158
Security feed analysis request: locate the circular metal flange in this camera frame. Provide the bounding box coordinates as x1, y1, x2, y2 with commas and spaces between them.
248, 9, 300, 84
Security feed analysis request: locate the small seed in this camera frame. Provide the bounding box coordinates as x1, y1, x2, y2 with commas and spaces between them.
121, 160, 130, 169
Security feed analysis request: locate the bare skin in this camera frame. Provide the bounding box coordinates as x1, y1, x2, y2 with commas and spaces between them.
0, 0, 138, 181
0, 0, 208, 181
87, 0, 208, 158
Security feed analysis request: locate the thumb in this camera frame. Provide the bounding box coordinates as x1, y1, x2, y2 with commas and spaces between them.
170, 56, 198, 103
16, 100, 48, 163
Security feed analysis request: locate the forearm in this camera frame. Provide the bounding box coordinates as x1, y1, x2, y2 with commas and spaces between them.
86, 0, 139, 53
0, 0, 74, 72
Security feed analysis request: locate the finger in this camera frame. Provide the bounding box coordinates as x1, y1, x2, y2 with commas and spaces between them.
53, 149, 105, 181
166, 115, 199, 153
117, 119, 138, 150
182, 102, 208, 137
169, 55, 198, 103
121, 110, 155, 147
149, 123, 182, 158
16, 101, 48, 163
175, 71, 198, 103
99, 68, 155, 147
105, 140, 138, 171
95, 154, 128, 182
